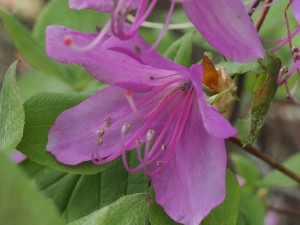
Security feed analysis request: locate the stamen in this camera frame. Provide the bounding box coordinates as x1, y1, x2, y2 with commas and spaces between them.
97, 129, 105, 138
146, 0, 176, 52
124, 90, 142, 117
146, 129, 155, 141
63, 36, 72, 46
97, 137, 103, 146
104, 116, 112, 128
156, 161, 163, 167
161, 144, 167, 151
66, 20, 111, 52
136, 139, 144, 162
149, 73, 180, 80
122, 122, 131, 135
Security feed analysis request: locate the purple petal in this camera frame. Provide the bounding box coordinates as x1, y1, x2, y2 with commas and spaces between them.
152, 102, 227, 225
182, 0, 264, 62
189, 65, 237, 138
69, 0, 140, 12
47, 86, 145, 165
10, 151, 26, 163
47, 85, 168, 165
69, 0, 114, 12
292, 0, 300, 24
46, 26, 179, 91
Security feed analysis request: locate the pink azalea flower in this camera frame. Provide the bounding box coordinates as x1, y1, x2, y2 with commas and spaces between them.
68, 0, 263, 62
46, 26, 236, 225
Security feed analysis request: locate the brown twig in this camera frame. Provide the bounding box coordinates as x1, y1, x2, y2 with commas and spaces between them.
255, 0, 274, 31
229, 137, 300, 184
248, 0, 263, 16
268, 205, 300, 218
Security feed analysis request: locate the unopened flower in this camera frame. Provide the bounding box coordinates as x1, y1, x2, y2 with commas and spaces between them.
67, 0, 263, 62
46, 26, 236, 225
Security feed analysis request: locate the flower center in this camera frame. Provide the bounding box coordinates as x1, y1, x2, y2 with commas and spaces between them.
118, 79, 195, 177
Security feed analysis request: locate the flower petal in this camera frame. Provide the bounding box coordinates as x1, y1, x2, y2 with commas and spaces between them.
46, 26, 179, 91
69, 0, 140, 12
47, 85, 171, 165
189, 65, 237, 138
182, 0, 264, 62
69, 0, 114, 12
47, 86, 149, 165
292, 0, 300, 24
152, 102, 227, 225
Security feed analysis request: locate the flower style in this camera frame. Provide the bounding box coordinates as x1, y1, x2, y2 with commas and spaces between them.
67, 0, 263, 62
46, 25, 236, 225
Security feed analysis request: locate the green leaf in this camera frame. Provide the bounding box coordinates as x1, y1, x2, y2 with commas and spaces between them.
235, 115, 251, 144
69, 193, 150, 225
247, 52, 281, 144
20, 156, 148, 223
17, 92, 110, 174
164, 32, 194, 67
231, 154, 260, 185
149, 188, 180, 225
17, 70, 73, 101
33, 0, 108, 46
218, 61, 266, 77
238, 187, 265, 225
0, 154, 64, 225
201, 170, 240, 225
0, 9, 69, 80
0, 62, 24, 153
148, 169, 240, 225
261, 153, 300, 187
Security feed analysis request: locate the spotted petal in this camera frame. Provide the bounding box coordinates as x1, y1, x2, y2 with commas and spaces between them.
152, 102, 227, 225
47, 85, 172, 165
182, 0, 264, 62
46, 26, 180, 91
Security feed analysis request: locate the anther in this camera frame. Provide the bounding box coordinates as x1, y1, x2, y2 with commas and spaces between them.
136, 139, 142, 145
124, 90, 132, 97
104, 116, 111, 122
147, 129, 155, 141
104, 116, 112, 127
135, 45, 141, 53
293, 53, 300, 60
105, 122, 111, 128
292, 46, 299, 53
156, 161, 163, 167
282, 66, 289, 74
161, 144, 167, 151
97, 129, 105, 137
63, 36, 73, 46
97, 137, 103, 146
96, 25, 102, 33
122, 122, 131, 135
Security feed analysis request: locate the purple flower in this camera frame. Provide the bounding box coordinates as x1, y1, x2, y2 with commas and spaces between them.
46, 26, 236, 225
68, 0, 263, 62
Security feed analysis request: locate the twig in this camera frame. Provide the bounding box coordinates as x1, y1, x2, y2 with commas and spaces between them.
255, 0, 274, 31
268, 205, 300, 218
229, 137, 300, 184
249, 0, 263, 16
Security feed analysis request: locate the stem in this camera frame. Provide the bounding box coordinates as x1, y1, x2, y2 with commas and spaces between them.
255, 0, 274, 31
229, 137, 300, 184
249, 0, 263, 16
268, 205, 300, 218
